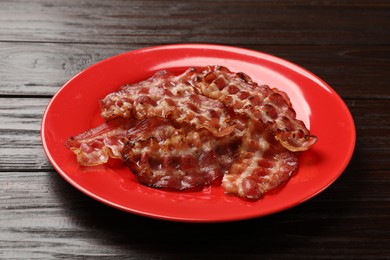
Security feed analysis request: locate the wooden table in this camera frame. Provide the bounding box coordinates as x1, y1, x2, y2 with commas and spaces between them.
1, 1, 389, 258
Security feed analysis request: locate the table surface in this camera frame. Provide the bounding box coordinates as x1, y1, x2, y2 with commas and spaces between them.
1, 0, 389, 259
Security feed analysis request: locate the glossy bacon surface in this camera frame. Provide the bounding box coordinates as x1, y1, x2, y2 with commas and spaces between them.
100, 70, 235, 137
187, 65, 317, 151
65, 118, 136, 166
222, 120, 298, 200
123, 126, 238, 190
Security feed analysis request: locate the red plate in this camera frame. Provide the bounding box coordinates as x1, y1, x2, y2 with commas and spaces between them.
41, 44, 355, 222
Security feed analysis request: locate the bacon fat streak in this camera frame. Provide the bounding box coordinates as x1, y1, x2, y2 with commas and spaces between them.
66, 66, 316, 200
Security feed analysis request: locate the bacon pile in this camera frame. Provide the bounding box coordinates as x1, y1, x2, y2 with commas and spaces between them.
66, 66, 316, 200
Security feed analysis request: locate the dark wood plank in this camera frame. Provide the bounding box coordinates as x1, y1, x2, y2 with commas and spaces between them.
0, 98, 52, 170
1, 42, 389, 98
0, 42, 140, 96
346, 99, 390, 172
0, 0, 389, 45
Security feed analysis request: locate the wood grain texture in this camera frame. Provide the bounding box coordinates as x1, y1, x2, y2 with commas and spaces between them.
0, 98, 51, 170
0, 0, 389, 45
1, 42, 389, 98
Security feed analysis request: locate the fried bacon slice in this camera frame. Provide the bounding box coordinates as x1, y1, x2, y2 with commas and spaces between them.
65, 117, 178, 166
123, 125, 239, 190
65, 118, 136, 166
100, 70, 235, 137
222, 120, 298, 200
66, 116, 240, 190
66, 65, 316, 200
186, 65, 317, 151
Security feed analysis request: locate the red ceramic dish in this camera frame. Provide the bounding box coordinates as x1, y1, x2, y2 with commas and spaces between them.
41, 44, 355, 222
